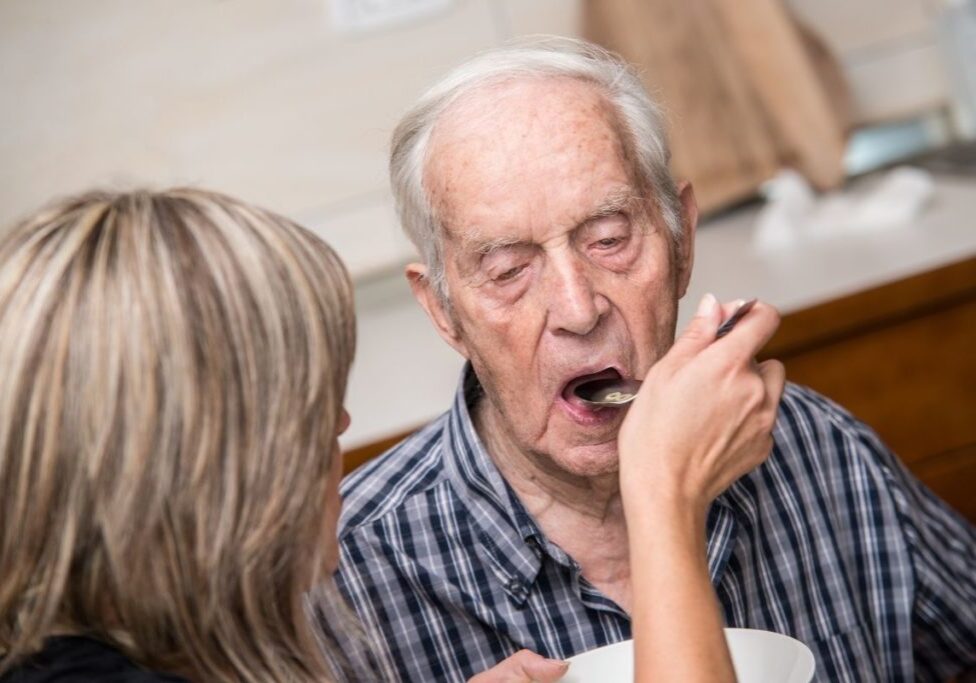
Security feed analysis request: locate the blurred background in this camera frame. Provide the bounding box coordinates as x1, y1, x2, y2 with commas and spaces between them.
1, 0, 974, 518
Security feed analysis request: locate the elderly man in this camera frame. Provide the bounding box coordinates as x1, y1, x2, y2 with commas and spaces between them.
330, 39, 976, 681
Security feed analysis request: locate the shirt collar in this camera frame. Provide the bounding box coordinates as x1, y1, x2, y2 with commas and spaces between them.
440, 363, 739, 604
441, 365, 547, 603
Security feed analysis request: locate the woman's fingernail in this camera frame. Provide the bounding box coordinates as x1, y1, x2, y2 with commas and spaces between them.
697, 292, 717, 316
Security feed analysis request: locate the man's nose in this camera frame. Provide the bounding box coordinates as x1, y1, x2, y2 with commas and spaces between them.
546, 257, 610, 336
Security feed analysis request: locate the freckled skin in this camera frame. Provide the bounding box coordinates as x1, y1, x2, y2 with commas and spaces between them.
422, 78, 693, 479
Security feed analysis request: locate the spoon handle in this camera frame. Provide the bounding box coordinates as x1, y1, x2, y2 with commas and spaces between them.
715, 298, 757, 339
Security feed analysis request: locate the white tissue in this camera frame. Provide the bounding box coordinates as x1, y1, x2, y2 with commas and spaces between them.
753, 170, 814, 250
753, 167, 935, 251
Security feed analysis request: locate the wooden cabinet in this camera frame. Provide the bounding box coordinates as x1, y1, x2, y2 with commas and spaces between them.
761, 256, 976, 522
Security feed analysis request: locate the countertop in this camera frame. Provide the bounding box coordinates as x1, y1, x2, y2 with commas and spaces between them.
682, 171, 976, 329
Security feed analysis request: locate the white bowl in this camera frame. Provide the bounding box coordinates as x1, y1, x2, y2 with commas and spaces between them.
562, 628, 815, 683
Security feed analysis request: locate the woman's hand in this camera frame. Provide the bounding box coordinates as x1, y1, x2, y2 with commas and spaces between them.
467, 650, 568, 683
618, 293, 785, 515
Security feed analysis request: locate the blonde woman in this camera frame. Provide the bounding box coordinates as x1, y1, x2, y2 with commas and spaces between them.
0, 189, 356, 682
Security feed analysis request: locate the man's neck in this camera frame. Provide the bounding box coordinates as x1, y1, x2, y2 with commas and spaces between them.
473, 398, 633, 611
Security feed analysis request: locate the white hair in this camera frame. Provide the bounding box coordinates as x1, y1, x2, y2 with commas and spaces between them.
389, 36, 681, 299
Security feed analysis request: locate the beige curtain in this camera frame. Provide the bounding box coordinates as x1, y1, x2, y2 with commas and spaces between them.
585, 0, 851, 213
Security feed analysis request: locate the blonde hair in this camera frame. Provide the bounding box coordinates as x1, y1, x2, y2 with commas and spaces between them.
0, 189, 356, 681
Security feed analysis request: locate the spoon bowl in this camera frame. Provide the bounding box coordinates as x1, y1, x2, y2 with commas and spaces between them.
573, 378, 643, 406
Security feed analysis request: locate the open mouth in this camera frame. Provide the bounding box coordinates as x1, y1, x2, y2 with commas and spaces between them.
562, 367, 623, 404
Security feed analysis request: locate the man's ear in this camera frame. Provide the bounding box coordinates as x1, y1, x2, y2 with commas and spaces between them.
675, 181, 698, 298
406, 262, 469, 359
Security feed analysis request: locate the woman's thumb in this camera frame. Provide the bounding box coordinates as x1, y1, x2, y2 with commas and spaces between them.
668, 293, 721, 362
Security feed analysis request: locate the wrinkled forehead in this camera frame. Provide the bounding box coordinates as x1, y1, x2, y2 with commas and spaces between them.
424, 77, 638, 244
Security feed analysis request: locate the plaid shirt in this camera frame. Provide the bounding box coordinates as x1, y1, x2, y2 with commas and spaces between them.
328, 367, 976, 682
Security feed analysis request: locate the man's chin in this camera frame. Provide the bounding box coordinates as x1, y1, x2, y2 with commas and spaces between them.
549, 439, 620, 479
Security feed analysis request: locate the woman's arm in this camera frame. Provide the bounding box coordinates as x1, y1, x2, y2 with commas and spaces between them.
626, 496, 735, 683
618, 294, 785, 683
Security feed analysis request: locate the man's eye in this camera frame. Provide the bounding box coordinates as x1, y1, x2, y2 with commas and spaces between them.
591, 235, 629, 252
494, 264, 526, 282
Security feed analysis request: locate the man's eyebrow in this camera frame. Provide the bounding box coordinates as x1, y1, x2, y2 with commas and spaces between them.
584, 189, 640, 222
465, 234, 528, 256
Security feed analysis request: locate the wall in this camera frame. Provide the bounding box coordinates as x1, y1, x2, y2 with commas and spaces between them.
787, 0, 951, 123
0, 0, 581, 278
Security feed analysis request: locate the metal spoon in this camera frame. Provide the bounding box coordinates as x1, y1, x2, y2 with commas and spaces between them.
574, 298, 758, 407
